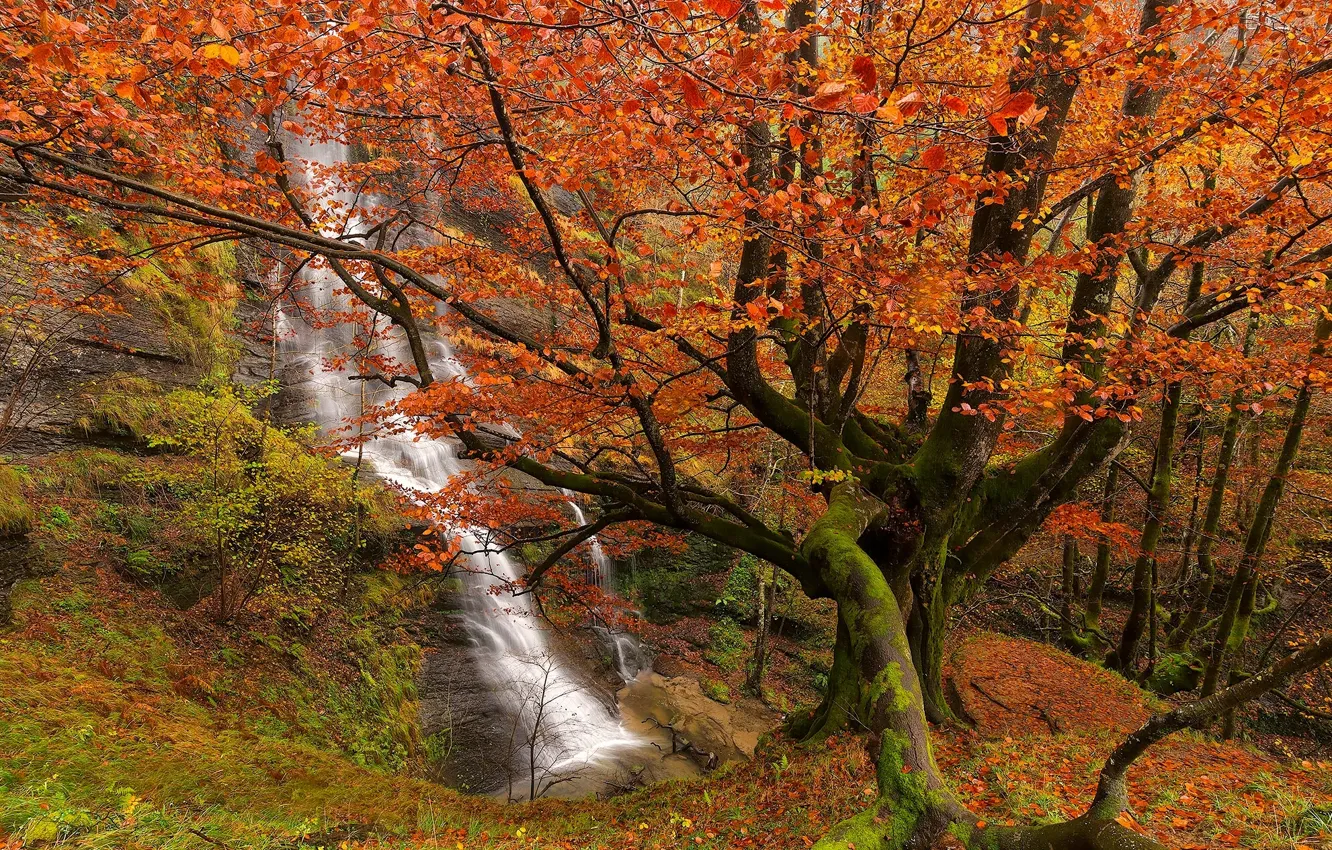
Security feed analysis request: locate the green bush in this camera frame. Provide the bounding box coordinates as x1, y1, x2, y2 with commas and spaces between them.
621, 536, 734, 623
715, 553, 758, 620
705, 618, 748, 671
124, 382, 400, 621
701, 678, 731, 704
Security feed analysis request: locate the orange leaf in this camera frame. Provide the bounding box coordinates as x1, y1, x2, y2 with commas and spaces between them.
998, 91, 1036, 119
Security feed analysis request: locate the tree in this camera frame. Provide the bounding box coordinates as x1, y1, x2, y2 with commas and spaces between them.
501, 650, 593, 801
4, 0, 1332, 846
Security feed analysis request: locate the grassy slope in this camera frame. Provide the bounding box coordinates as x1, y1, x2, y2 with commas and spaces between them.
2, 472, 1330, 849
0, 557, 874, 850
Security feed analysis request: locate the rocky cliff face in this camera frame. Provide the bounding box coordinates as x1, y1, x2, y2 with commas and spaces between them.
0, 218, 270, 456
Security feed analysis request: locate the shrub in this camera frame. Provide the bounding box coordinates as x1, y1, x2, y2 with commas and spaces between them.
621, 536, 733, 623
120, 381, 400, 622
701, 678, 731, 704
715, 553, 759, 620
704, 618, 748, 671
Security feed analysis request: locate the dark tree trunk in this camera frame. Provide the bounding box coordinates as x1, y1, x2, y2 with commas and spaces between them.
1084, 463, 1117, 651
1114, 380, 1183, 671
1167, 311, 1259, 649
1201, 305, 1330, 696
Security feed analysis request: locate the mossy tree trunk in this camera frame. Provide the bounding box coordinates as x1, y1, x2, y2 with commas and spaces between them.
1080, 462, 1118, 657
1201, 303, 1330, 697
1113, 378, 1182, 672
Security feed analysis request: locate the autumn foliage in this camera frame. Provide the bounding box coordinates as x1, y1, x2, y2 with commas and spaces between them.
5, 0, 1332, 847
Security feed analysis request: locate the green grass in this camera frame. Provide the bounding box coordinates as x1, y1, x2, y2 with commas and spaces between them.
0, 463, 33, 536
72, 374, 168, 443
703, 619, 747, 672
0, 564, 450, 849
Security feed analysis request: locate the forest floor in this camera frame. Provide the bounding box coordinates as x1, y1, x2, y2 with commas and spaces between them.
3, 549, 1331, 850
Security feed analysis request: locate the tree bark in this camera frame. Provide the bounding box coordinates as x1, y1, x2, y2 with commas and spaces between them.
1114, 379, 1183, 671
1084, 463, 1117, 651
1061, 536, 1082, 647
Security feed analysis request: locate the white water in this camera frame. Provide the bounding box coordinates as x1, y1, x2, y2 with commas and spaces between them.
565, 496, 653, 684
277, 136, 658, 798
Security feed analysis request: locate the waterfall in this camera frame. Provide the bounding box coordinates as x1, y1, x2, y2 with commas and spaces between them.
565, 495, 652, 683
277, 135, 657, 798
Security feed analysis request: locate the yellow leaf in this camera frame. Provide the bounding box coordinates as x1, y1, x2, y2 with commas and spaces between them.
218, 44, 240, 66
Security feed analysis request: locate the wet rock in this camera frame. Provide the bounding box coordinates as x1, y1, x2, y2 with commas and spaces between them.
618, 673, 780, 764
0, 535, 40, 626
416, 593, 517, 795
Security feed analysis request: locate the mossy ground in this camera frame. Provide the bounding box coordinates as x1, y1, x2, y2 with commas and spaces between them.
4, 553, 1328, 850
2, 466, 1329, 850
0, 463, 33, 536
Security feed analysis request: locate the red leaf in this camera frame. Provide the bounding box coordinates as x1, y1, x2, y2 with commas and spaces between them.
896, 91, 923, 117
788, 125, 805, 147
942, 94, 967, 114
921, 145, 946, 170
850, 93, 879, 114
851, 55, 877, 92
812, 81, 847, 110
680, 76, 705, 110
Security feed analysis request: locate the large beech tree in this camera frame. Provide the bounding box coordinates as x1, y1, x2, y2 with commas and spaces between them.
4, 0, 1332, 846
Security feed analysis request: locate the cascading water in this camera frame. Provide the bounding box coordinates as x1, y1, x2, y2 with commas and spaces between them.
566, 496, 652, 684
276, 136, 683, 799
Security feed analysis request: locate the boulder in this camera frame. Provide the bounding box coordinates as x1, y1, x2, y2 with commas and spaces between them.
618, 672, 779, 764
